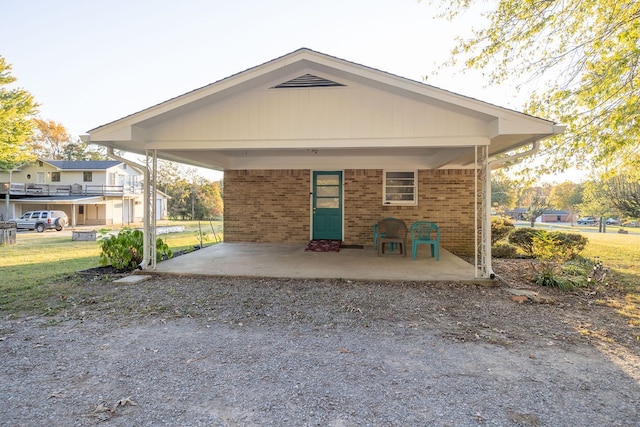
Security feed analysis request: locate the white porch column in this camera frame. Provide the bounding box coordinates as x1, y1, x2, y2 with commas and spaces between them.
143, 150, 157, 269
481, 146, 493, 279
475, 145, 492, 279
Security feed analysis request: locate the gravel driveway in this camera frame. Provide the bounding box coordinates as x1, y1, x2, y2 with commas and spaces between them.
2, 273, 639, 426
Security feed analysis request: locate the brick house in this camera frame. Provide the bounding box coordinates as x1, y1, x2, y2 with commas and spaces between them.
85, 48, 562, 276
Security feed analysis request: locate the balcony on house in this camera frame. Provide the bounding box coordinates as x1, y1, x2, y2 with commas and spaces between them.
0, 182, 144, 197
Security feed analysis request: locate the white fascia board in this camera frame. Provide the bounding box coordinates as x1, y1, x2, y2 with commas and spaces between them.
488, 115, 556, 139
145, 136, 489, 151
226, 154, 470, 170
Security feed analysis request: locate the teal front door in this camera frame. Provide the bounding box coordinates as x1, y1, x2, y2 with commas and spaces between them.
312, 171, 342, 240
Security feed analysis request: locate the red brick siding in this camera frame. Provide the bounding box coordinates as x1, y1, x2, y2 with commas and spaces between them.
224, 169, 479, 255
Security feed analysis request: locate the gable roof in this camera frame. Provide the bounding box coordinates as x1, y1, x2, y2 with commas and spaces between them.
43, 160, 122, 170
86, 48, 563, 171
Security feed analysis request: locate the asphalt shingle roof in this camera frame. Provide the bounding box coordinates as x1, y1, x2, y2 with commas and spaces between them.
44, 160, 121, 170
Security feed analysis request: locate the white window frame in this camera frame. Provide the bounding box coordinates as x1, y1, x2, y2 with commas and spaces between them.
383, 170, 418, 206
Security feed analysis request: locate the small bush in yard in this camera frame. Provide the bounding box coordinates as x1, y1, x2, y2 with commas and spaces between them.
99, 228, 173, 270
509, 228, 590, 289
492, 243, 518, 258
551, 232, 588, 259
508, 228, 542, 257
531, 231, 589, 289
491, 216, 515, 244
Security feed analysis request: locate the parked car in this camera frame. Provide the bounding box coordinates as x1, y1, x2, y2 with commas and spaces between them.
605, 218, 620, 225
8, 210, 68, 232
577, 217, 597, 225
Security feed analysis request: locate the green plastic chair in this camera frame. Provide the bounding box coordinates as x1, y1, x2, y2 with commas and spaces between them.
410, 221, 440, 261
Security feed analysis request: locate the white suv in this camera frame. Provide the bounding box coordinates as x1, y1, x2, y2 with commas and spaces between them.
9, 210, 68, 232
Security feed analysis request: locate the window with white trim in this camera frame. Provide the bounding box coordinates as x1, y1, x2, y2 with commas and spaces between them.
383, 171, 417, 206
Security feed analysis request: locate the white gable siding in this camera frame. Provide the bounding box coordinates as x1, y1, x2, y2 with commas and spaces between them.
146, 80, 489, 145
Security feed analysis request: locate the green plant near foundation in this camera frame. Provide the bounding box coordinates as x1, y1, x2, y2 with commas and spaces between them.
98, 228, 172, 270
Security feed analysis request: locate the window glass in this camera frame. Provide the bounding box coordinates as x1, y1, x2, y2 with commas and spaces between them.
83, 171, 93, 182
317, 198, 340, 209
51, 172, 61, 182
383, 171, 417, 205
317, 186, 339, 197
316, 175, 340, 186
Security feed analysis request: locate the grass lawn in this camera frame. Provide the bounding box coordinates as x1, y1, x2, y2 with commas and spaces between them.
579, 231, 640, 328
514, 221, 640, 327
0, 220, 222, 312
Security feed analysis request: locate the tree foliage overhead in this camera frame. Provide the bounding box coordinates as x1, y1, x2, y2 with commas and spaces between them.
0, 55, 39, 170
430, 0, 640, 174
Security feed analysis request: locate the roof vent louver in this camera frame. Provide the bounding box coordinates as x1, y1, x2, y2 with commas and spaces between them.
272, 74, 345, 88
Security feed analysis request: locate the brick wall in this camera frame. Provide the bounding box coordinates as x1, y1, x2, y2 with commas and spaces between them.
224, 169, 480, 255
344, 169, 479, 255
224, 170, 311, 242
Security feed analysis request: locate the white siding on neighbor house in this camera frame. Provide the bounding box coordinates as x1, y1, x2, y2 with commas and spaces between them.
0, 163, 142, 192
146, 78, 490, 147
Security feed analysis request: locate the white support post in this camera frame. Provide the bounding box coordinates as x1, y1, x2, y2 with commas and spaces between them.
143, 150, 157, 269
481, 145, 493, 279
475, 145, 492, 279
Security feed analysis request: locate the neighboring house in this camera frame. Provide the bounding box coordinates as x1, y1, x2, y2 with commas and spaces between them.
506, 209, 573, 223
85, 48, 563, 276
0, 159, 168, 225
540, 210, 572, 223
506, 208, 527, 221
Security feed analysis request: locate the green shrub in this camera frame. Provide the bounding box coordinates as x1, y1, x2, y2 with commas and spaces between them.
549, 231, 588, 260
98, 228, 173, 270
508, 228, 542, 257
522, 230, 590, 289
492, 243, 518, 258
491, 216, 515, 244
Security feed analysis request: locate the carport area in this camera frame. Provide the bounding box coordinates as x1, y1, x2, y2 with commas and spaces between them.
152, 242, 481, 282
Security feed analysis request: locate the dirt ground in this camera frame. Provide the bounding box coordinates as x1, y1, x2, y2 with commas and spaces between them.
1, 259, 639, 426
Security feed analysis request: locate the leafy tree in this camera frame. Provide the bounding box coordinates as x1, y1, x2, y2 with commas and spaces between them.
30, 118, 70, 159
526, 193, 551, 228
61, 141, 109, 161
0, 56, 39, 170
603, 175, 640, 219
156, 160, 223, 220
430, 0, 640, 174
491, 171, 518, 213
579, 180, 615, 232
549, 181, 583, 223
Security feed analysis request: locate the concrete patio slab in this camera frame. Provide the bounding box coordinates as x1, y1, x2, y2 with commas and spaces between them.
151, 242, 482, 282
